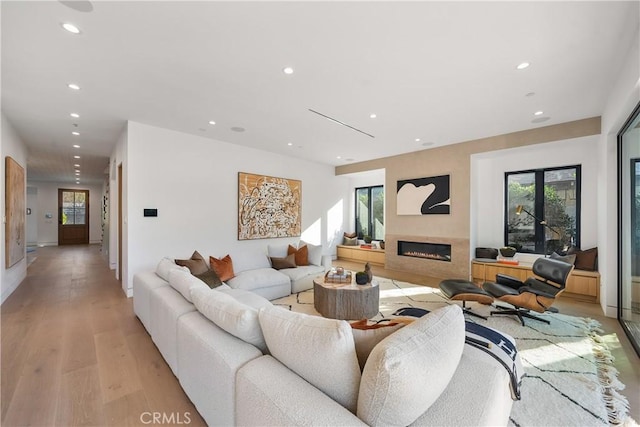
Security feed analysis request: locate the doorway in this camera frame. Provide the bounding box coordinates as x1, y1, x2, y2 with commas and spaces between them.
58, 189, 89, 245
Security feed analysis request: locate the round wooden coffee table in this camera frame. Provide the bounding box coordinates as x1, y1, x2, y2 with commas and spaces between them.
313, 275, 380, 320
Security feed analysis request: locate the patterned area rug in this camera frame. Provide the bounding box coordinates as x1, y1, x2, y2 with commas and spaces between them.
272, 277, 636, 427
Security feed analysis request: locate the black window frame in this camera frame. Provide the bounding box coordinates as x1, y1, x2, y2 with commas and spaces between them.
355, 185, 384, 240
503, 165, 581, 254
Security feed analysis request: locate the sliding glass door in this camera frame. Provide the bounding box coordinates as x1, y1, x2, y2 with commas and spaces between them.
618, 102, 640, 357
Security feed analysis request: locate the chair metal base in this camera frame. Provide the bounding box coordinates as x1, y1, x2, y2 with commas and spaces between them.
490, 305, 550, 326
461, 301, 488, 320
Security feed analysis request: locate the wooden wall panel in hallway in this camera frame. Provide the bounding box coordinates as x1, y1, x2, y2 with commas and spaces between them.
1, 245, 206, 426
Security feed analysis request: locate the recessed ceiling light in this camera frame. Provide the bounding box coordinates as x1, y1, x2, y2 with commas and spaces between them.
534, 111, 543, 116
74, 155, 81, 159
68, 83, 80, 90
336, 156, 341, 159
75, 173, 80, 176
369, 113, 377, 119
70, 113, 79, 118
208, 120, 216, 125
72, 131, 80, 136
532, 116, 551, 124
516, 62, 530, 70
74, 164, 80, 167
283, 67, 294, 75
61, 22, 81, 34
287, 143, 293, 146
73, 144, 80, 148
415, 138, 421, 142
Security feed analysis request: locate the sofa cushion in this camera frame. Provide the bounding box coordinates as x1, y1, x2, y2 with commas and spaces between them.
218, 288, 273, 311
229, 250, 271, 273
288, 244, 308, 266
191, 287, 266, 353
270, 254, 297, 270
175, 250, 209, 275
300, 240, 322, 266
156, 257, 177, 281
168, 266, 208, 303
226, 268, 290, 292
278, 264, 324, 282
210, 254, 235, 281
357, 305, 465, 426
258, 306, 361, 413
267, 244, 289, 258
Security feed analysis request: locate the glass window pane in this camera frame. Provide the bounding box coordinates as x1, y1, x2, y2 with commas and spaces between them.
356, 188, 369, 238
544, 168, 577, 253
506, 172, 535, 252
371, 186, 384, 240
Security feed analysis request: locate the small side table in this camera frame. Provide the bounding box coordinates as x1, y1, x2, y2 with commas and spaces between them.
313, 276, 379, 320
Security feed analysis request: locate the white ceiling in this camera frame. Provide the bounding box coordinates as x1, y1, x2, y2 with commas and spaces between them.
2, 1, 638, 185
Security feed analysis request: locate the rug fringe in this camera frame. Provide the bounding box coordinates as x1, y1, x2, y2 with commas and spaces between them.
581, 317, 636, 426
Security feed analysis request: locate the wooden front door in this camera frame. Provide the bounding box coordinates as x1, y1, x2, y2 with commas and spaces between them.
58, 189, 89, 245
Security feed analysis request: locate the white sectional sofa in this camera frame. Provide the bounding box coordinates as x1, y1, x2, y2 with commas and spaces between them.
132, 257, 516, 426
222, 241, 325, 300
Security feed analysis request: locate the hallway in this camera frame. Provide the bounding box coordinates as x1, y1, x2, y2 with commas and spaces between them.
1, 245, 205, 426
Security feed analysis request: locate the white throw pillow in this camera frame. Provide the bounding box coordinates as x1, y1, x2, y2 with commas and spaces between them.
168, 266, 207, 302
156, 257, 177, 281
357, 305, 465, 426
300, 240, 322, 266
258, 306, 361, 413
191, 287, 266, 353
267, 243, 289, 258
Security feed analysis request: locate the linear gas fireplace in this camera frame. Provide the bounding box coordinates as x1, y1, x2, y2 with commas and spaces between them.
397, 241, 451, 262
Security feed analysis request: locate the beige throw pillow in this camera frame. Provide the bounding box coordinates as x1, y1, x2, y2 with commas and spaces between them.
258, 306, 361, 413
357, 305, 465, 426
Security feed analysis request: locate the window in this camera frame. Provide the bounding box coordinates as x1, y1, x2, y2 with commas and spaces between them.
504, 165, 581, 254
61, 190, 87, 225
355, 186, 384, 241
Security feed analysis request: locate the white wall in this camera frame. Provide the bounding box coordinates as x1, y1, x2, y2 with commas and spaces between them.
471, 135, 599, 264
1, 113, 28, 304
26, 181, 104, 246
599, 23, 640, 317
118, 121, 350, 296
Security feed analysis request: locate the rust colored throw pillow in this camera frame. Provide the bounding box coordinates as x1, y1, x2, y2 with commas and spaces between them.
270, 254, 297, 270
568, 247, 598, 271
175, 250, 209, 275
344, 231, 357, 239
210, 255, 235, 282
288, 244, 309, 266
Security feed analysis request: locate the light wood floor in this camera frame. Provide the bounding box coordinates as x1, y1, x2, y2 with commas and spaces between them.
2, 246, 637, 426
1, 245, 206, 426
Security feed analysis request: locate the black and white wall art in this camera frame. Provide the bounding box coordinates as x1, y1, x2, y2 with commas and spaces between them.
397, 174, 450, 215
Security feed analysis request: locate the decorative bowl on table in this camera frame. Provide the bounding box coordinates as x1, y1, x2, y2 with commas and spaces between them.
499, 247, 517, 258
355, 271, 369, 285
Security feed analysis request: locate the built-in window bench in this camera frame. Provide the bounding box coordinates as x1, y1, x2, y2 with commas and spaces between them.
336, 245, 385, 266
471, 259, 600, 303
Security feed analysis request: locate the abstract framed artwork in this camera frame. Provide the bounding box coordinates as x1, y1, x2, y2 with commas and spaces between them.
397, 174, 450, 215
5, 156, 25, 267
238, 172, 301, 240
